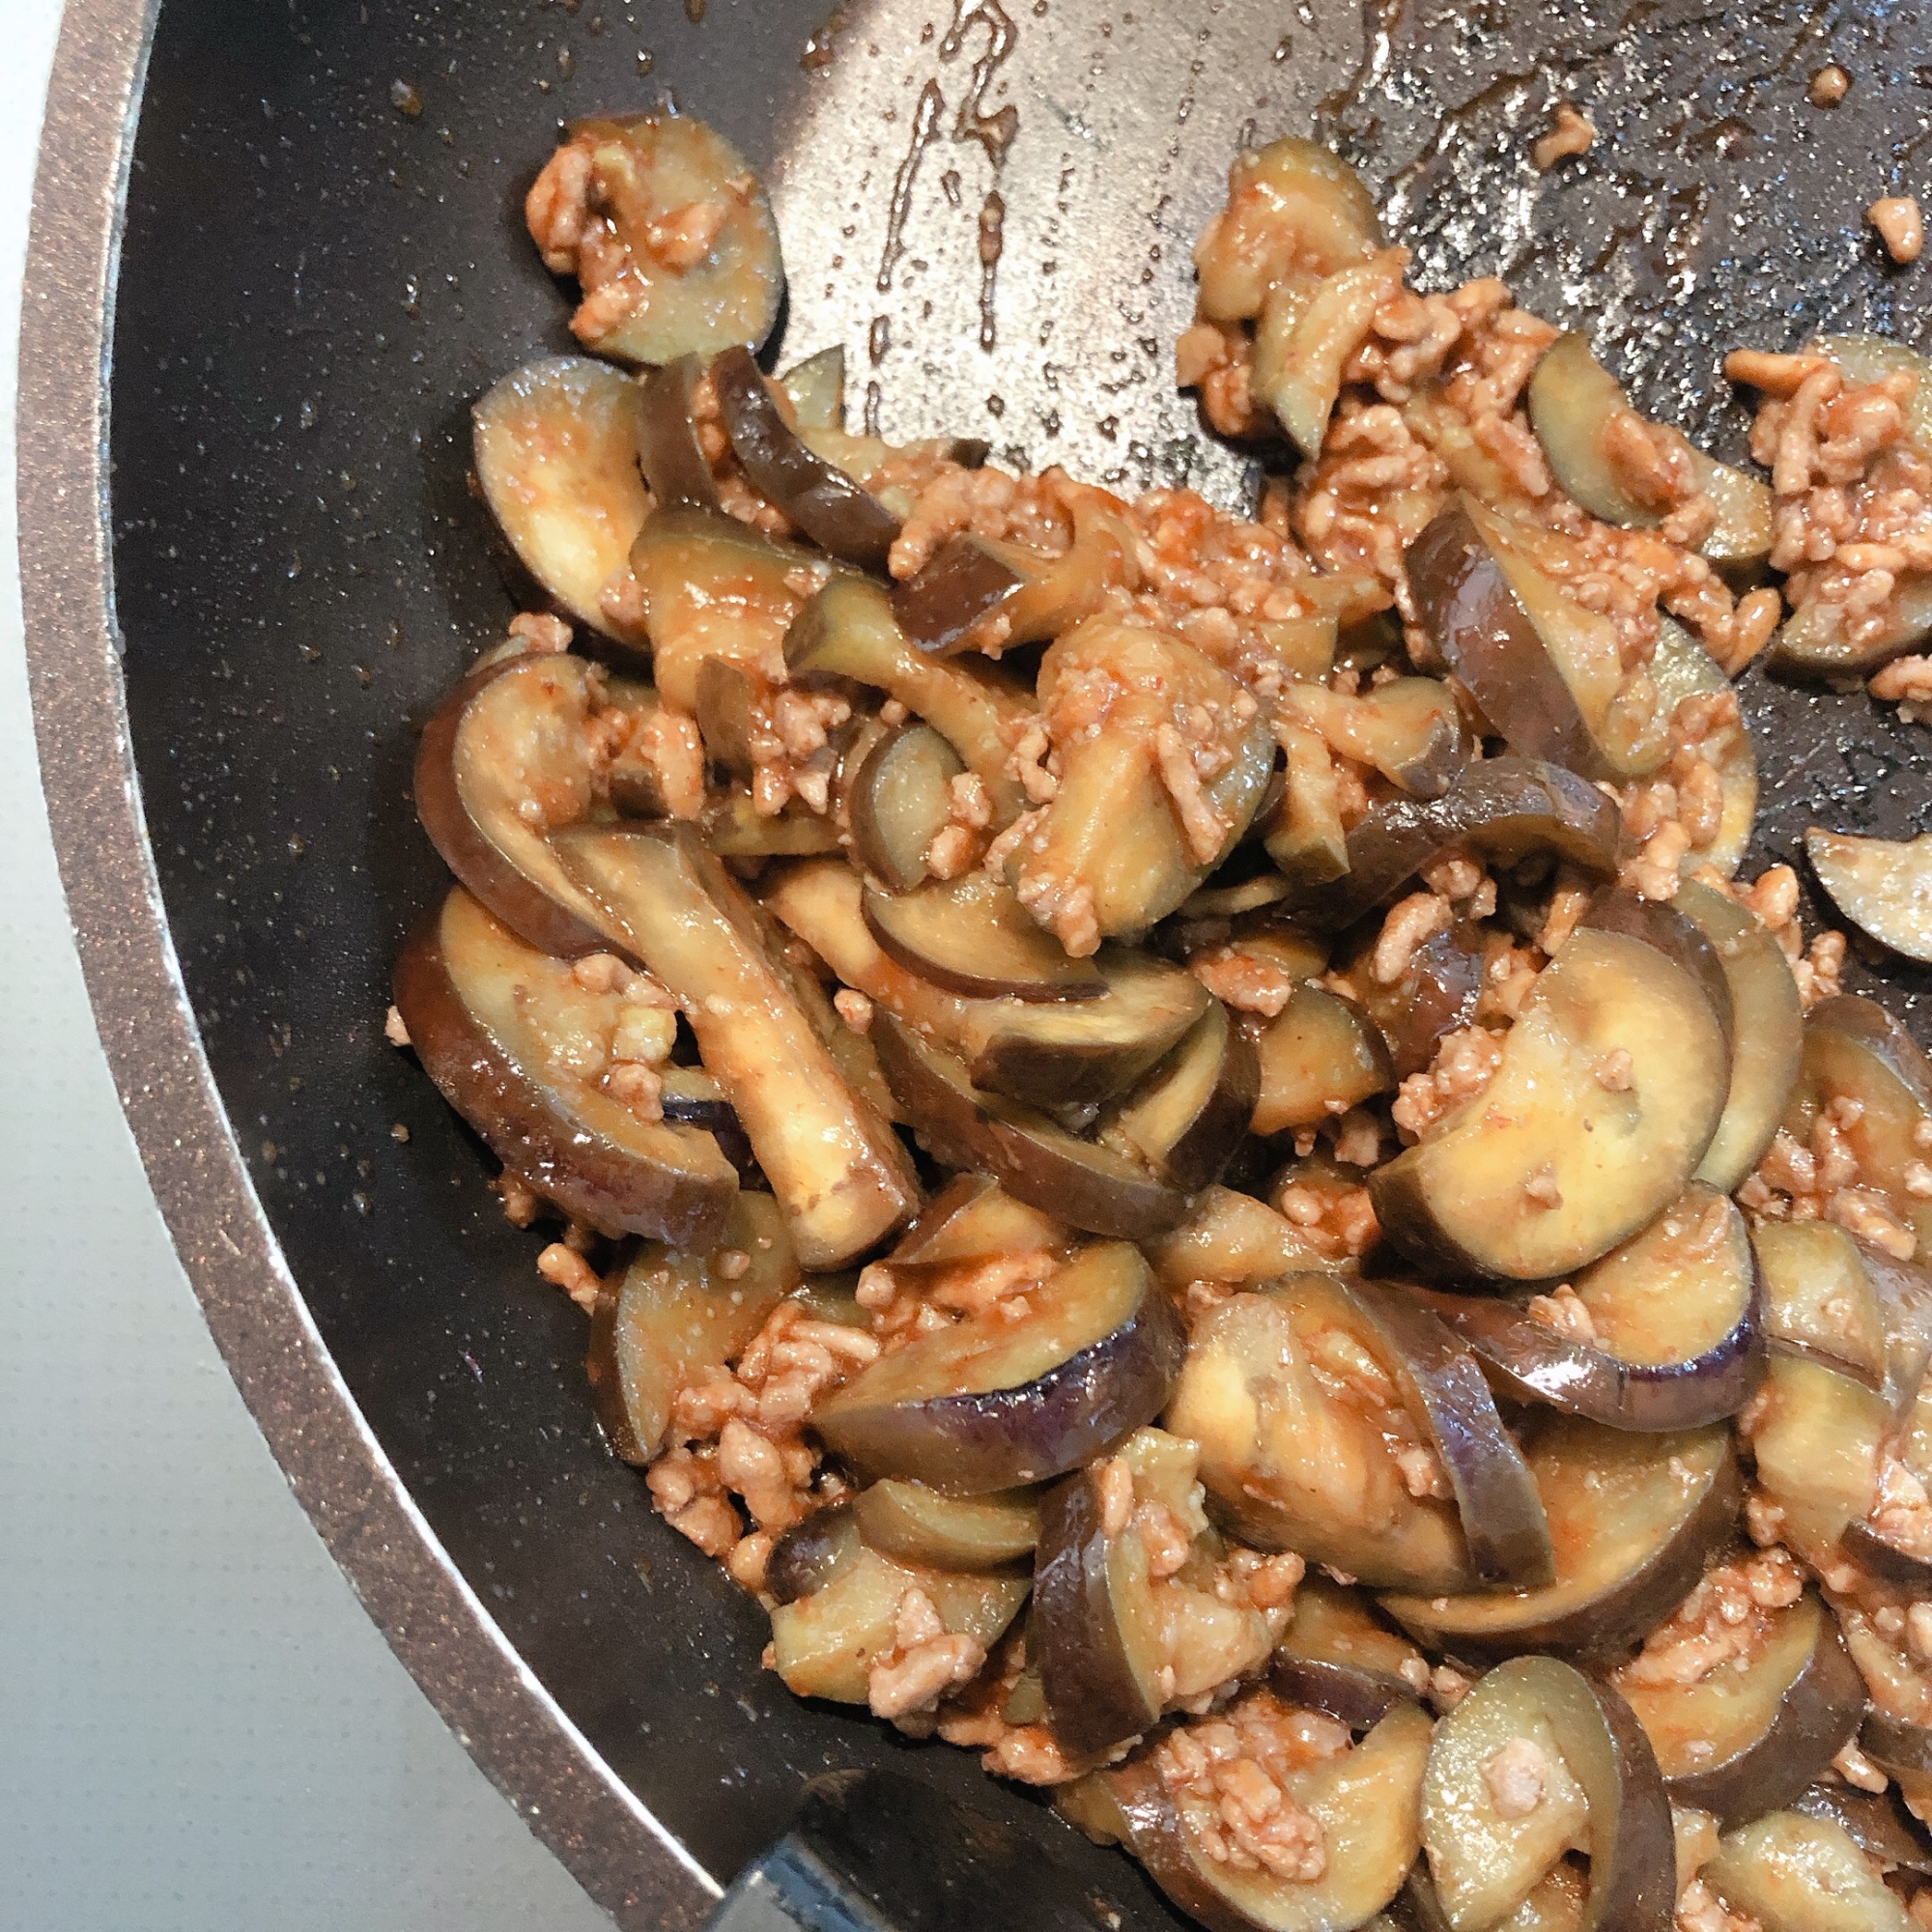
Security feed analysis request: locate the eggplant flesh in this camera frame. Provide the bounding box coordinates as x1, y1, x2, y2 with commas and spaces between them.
1342, 1276, 1554, 1588
1371, 893, 1731, 1284
1407, 497, 1670, 782
864, 872, 1107, 1004
711, 344, 902, 571
637, 353, 721, 512
1414, 1185, 1765, 1432
1704, 1810, 1916, 1932
1808, 828, 1932, 967
1165, 1273, 1476, 1593
1271, 1577, 1427, 1731
1086, 1697, 1432, 1932
847, 723, 964, 894
554, 823, 920, 1268
536, 114, 783, 366
871, 1013, 1192, 1241
1420, 1656, 1674, 1932
1746, 1349, 1889, 1565
1790, 1780, 1932, 1878
1100, 999, 1259, 1194
1379, 1417, 1741, 1660
852, 1480, 1040, 1571
810, 1239, 1186, 1494
587, 1192, 798, 1463
1420, 1661, 1594, 1932
1677, 880, 1802, 1194
414, 650, 634, 961
393, 888, 738, 1249
471, 356, 651, 639
763, 858, 1208, 1111
1251, 985, 1395, 1136
1299, 755, 1623, 931
1613, 1590, 1864, 1828
1791, 995, 1932, 1255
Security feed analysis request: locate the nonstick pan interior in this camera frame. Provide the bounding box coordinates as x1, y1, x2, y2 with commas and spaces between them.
100, 0, 1932, 1919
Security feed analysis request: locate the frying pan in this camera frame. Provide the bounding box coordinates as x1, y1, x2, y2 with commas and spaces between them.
20, 0, 1932, 1924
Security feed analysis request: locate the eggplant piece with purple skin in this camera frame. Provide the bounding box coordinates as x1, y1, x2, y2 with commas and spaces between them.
657, 1064, 759, 1184
763, 859, 1208, 1111
1407, 496, 1671, 781
1745, 1348, 1889, 1566
871, 1013, 1191, 1239
536, 115, 784, 366
1065, 1696, 1433, 1932
392, 888, 739, 1248
1527, 332, 1773, 568
471, 356, 652, 644
1791, 1780, 1932, 1878
847, 723, 964, 894
765, 1500, 860, 1605
1346, 920, 1485, 1081
1380, 1417, 1742, 1660
586, 1191, 799, 1463
852, 1481, 1040, 1572
1270, 1578, 1427, 1731
1251, 983, 1395, 1136
766, 1520, 1030, 1704
1099, 999, 1259, 1193
1788, 995, 1932, 1255
711, 345, 903, 572
1343, 1276, 1555, 1587
1420, 1655, 1674, 1932
1139, 1184, 1333, 1293
811, 1239, 1186, 1494
1166, 1272, 1477, 1593
1413, 1186, 1766, 1432
1613, 1589, 1865, 1829
785, 575, 1034, 824
1372, 889, 1732, 1284
1032, 1463, 1168, 1756
1807, 827, 1932, 967
636, 353, 721, 511
554, 823, 920, 1268
1703, 1808, 1917, 1932
1297, 754, 1624, 931
414, 649, 637, 960
1678, 880, 1803, 1194
888, 1173, 1066, 1271
891, 535, 1029, 657
864, 873, 1107, 1003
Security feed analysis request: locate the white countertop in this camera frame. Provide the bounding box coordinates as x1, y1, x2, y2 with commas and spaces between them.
0, 8, 612, 1924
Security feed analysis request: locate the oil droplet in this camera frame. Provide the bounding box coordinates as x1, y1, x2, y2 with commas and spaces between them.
868, 314, 891, 363
977, 189, 1006, 351
637, 47, 655, 75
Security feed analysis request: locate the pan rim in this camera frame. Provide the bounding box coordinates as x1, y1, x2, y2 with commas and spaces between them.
13, 4, 716, 1925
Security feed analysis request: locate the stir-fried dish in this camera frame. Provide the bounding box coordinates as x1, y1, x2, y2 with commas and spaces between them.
385, 102, 1932, 1932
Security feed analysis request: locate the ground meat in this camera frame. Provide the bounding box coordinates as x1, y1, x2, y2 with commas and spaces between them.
1482, 1737, 1550, 1818
1809, 64, 1851, 106
1872, 196, 1925, 266
867, 1586, 988, 1725
1527, 1284, 1596, 1343
1531, 103, 1596, 170
1190, 944, 1301, 1017
1391, 1025, 1505, 1142
1372, 891, 1453, 984
1676, 1878, 1762, 1932
1738, 1097, 1917, 1260
1617, 1550, 1806, 1691
1151, 1690, 1343, 1884
1272, 1176, 1381, 1258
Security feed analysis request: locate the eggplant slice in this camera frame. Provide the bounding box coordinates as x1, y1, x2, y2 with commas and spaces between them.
811, 1239, 1186, 1494
393, 888, 738, 1248
1071, 1696, 1433, 1932
1807, 827, 1932, 966
472, 356, 651, 641
414, 649, 635, 960
1167, 1272, 1477, 1594
1380, 1416, 1741, 1660
586, 1191, 799, 1463
1413, 1186, 1766, 1432
1613, 1589, 1864, 1828
554, 823, 920, 1269
1372, 890, 1731, 1283
711, 344, 902, 570
1704, 1809, 1917, 1932
1270, 1577, 1427, 1731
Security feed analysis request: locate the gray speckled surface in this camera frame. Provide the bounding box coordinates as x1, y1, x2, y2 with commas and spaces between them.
0, 5, 611, 1924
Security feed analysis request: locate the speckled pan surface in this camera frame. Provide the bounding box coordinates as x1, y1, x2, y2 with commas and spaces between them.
20, 0, 1932, 1926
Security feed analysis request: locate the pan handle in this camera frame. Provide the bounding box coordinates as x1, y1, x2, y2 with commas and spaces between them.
706, 1767, 1132, 1931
